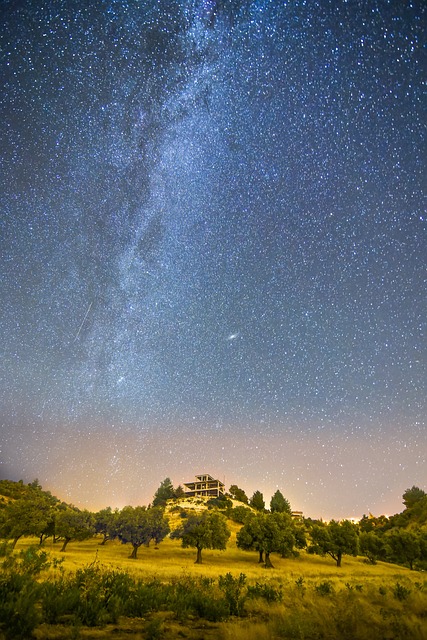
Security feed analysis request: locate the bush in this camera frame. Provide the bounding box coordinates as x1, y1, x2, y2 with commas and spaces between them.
393, 582, 411, 601
171, 575, 229, 621
0, 550, 48, 640
0, 575, 42, 640
295, 576, 306, 597
42, 578, 80, 624
230, 506, 252, 524
315, 580, 334, 596
247, 581, 283, 603
42, 563, 134, 626
207, 495, 233, 511
125, 578, 166, 617
218, 573, 247, 615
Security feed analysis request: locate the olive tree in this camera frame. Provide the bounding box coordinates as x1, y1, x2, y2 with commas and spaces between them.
171, 511, 230, 564
55, 508, 95, 552
237, 512, 301, 568
0, 495, 53, 549
308, 520, 358, 567
116, 506, 169, 558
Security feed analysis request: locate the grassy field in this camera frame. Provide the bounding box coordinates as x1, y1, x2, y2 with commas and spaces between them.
7, 531, 427, 640
26, 528, 416, 583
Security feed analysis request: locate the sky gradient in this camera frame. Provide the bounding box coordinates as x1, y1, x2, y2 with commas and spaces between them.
1, 0, 425, 519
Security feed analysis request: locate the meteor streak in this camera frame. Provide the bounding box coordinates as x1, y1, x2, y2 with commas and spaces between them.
74, 301, 93, 342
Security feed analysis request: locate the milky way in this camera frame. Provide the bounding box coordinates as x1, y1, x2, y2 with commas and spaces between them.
1, 0, 425, 518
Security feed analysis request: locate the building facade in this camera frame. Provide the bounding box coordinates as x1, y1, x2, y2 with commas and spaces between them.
184, 474, 225, 498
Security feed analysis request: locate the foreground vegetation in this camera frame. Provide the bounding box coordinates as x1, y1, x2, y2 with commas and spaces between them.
1, 535, 426, 640
1, 479, 426, 638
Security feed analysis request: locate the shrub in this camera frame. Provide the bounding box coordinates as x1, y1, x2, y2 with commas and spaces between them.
247, 581, 283, 603
315, 580, 334, 596
169, 575, 229, 621
218, 573, 247, 615
42, 578, 80, 624
42, 563, 134, 626
207, 495, 233, 511
295, 576, 306, 597
0, 572, 41, 640
393, 582, 411, 601
230, 506, 252, 524
0, 549, 50, 640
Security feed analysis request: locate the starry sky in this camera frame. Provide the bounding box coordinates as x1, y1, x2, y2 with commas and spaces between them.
1, 0, 425, 520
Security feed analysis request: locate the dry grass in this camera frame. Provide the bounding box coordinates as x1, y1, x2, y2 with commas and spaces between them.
17, 532, 412, 584
10, 534, 427, 640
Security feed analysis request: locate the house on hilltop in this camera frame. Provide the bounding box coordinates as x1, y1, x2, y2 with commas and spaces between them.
184, 474, 225, 498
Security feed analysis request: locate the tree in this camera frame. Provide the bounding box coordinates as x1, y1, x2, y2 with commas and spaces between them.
308, 520, 358, 567
55, 508, 95, 552
270, 490, 292, 514
0, 495, 53, 549
359, 531, 386, 564
402, 486, 426, 509
230, 505, 252, 524
229, 485, 249, 504
236, 512, 300, 568
408, 495, 427, 527
236, 512, 265, 564
359, 513, 390, 533
94, 507, 119, 545
249, 490, 265, 512
147, 506, 170, 547
174, 485, 186, 499
116, 506, 150, 558
152, 478, 175, 507
171, 511, 230, 563
116, 506, 169, 558
385, 530, 423, 570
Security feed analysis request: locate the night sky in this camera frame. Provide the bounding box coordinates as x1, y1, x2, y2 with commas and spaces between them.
1, 0, 425, 519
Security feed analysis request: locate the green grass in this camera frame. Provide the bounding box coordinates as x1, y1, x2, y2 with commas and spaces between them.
6, 535, 427, 640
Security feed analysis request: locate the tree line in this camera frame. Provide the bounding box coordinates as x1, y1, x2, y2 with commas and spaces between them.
0, 479, 426, 570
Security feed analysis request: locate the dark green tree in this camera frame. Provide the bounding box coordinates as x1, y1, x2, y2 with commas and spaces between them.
173, 485, 186, 499
249, 490, 265, 512
270, 490, 292, 514
171, 511, 230, 563
147, 506, 170, 547
94, 507, 119, 545
308, 520, 358, 567
359, 513, 390, 533
0, 495, 53, 549
236, 512, 265, 564
359, 531, 386, 564
152, 478, 175, 507
116, 506, 150, 558
55, 508, 95, 552
385, 529, 422, 570
229, 485, 249, 504
236, 512, 299, 568
408, 495, 427, 526
402, 486, 426, 509
230, 505, 252, 524
116, 506, 169, 558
